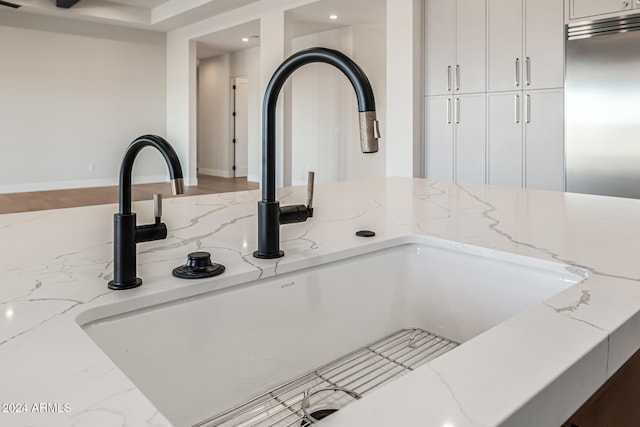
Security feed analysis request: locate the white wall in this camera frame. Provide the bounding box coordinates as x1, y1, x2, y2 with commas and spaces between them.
386, 0, 423, 177
291, 27, 354, 185
291, 26, 387, 185
351, 26, 388, 181
0, 12, 168, 194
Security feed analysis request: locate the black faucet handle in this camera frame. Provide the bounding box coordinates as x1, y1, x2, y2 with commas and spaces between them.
306, 171, 315, 217
135, 194, 167, 243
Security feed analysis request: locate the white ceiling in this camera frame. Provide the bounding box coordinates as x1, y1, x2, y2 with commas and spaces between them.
195, 0, 386, 59
1, 0, 386, 57
2, 0, 262, 31
105, 0, 168, 7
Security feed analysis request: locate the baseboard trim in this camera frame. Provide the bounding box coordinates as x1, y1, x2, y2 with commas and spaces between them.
0, 174, 170, 195
198, 168, 233, 178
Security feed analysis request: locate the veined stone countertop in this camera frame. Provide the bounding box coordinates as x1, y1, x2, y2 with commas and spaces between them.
1, 177, 640, 427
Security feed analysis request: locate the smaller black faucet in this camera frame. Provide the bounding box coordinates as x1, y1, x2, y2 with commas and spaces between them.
254, 47, 380, 259
108, 135, 184, 290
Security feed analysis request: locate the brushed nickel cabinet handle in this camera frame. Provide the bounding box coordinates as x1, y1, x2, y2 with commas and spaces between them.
455, 65, 460, 91
447, 98, 452, 124
455, 97, 460, 124
447, 66, 452, 91
525, 57, 531, 86
515, 58, 520, 87
525, 94, 531, 123
515, 94, 520, 124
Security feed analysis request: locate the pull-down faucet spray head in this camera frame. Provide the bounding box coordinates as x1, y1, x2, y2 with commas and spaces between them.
359, 111, 381, 153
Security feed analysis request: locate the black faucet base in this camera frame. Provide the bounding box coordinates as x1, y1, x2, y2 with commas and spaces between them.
107, 278, 142, 290
252, 249, 285, 259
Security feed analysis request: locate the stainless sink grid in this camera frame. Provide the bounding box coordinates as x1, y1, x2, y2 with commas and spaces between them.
194, 328, 458, 427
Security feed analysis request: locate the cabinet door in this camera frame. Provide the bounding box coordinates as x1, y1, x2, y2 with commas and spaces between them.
488, 92, 523, 187
487, 0, 523, 92
455, 94, 486, 184
525, 89, 564, 191
570, 0, 632, 19
425, 0, 455, 96
455, 0, 486, 94
426, 96, 455, 181
524, 0, 564, 90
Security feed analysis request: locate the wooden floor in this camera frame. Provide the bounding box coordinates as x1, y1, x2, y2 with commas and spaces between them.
0, 175, 258, 214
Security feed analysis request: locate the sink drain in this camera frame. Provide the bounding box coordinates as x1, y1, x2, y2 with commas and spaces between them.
300, 409, 337, 426
299, 387, 360, 426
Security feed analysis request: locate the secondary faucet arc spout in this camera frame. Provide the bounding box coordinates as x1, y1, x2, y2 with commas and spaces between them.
109, 134, 184, 290
254, 47, 380, 259
118, 135, 184, 214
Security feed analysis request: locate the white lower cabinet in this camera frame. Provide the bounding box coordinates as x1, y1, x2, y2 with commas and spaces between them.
426, 94, 486, 184
524, 89, 564, 191
488, 89, 564, 190
488, 91, 523, 187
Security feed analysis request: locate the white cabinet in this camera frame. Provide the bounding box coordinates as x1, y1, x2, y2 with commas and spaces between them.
455, 94, 486, 184
424, 0, 565, 191
425, 0, 486, 96
570, 0, 633, 19
524, 0, 565, 90
488, 89, 565, 190
488, 92, 523, 187
487, 0, 523, 93
426, 94, 486, 184
488, 0, 564, 92
426, 96, 454, 181
525, 89, 564, 191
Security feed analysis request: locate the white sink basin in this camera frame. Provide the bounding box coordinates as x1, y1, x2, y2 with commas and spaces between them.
78, 237, 587, 426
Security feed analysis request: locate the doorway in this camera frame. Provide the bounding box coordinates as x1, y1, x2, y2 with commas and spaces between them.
232, 77, 249, 178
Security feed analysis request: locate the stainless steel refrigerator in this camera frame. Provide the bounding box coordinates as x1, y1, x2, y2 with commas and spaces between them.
566, 15, 640, 198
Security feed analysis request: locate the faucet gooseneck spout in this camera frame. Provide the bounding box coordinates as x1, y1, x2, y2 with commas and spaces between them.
109, 135, 184, 290
254, 47, 380, 259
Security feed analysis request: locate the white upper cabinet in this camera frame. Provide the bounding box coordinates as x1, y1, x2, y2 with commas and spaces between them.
488, 0, 564, 92
524, 0, 565, 90
487, 0, 523, 92
570, 0, 633, 20
455, 0, 487, 94
425, 0, 486, 96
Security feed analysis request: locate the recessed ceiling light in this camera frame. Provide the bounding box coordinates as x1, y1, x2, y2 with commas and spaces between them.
242, 37, 249, 42
330, 14, 338, 20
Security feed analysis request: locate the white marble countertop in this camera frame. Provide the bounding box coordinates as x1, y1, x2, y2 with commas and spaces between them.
1, 177, 639, 427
